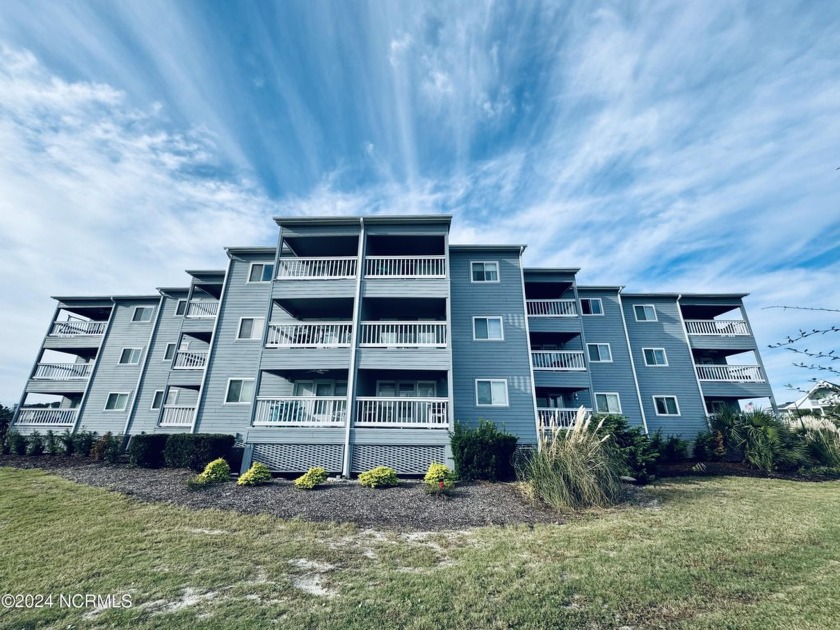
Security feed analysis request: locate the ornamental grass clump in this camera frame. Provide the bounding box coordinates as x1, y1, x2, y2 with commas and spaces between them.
294, 466, 328, 489
358, 466, 399, 488
238, 462, 273, 486
517, 407, 624, 511
789, 416, 840, 468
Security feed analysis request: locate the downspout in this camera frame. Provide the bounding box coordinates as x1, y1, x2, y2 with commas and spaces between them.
444, 232, 455, 448
342, 218, 365, 477
71, 299, 119, 434
676, 294, 709, 427
618, 289, 649, 434
518, 247, 541, 447
12, 302, 60, 428
122, 295, 165, 438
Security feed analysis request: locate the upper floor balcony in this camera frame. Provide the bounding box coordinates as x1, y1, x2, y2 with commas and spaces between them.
355, 397, 448, 429
531, 350, 586, 371
32, 362, 93, 380
685, 320, 750, 336
159, 404, 195, 427
364, 256, 445, 279
16, 408, 77, 426
254, 396, 347, 427
276, 257, 357, 280
173, 349, 208, 370
696, 364, 765, 382
527, 299, 577, 317
266, 322, 353, 348
49, 320, 108, 337
359, 321, 447, 348
538, 407, 590, 429
185, 300, 219, 319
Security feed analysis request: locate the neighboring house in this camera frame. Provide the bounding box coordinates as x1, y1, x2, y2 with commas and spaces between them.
11, 215, 778, 474
779, 381, 840, 418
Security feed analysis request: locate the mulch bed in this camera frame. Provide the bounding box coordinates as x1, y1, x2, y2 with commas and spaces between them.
0, 455, 563, 530
657, 460, 840, 482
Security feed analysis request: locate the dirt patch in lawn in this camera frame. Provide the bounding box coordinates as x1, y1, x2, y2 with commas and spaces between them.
0, 455, 562, 530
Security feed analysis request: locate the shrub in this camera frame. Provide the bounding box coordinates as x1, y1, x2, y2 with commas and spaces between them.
0, 404, 11, 449
91, 432, 122, 463
26, 431, 45, 456
358, 466, 399, 488
194, 458, 231, 485
72, 431, 96, 457
450, 419, 518, 481
127, 434, 169, 468
44, 430, 59, 456
424, 462, 456, 491
789, 417, 840, 468
5, 430, 27, 455
693, 431, 724, 461
164, 433, 236, 471
59, 430, 75, 456
294, 466, 328, 489
660, 435, 690, 464
517, 408, 624, 510
238, 462, 273, 486
595, 415, 659, 484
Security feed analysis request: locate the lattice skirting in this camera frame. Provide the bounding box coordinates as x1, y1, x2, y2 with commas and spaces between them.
351, 444, 446, 475
252, 443, 344, 473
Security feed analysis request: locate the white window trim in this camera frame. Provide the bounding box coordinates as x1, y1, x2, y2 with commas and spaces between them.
634, 304, 658, 322
236, 316, 266, 341
653, 395, 681, 416
132, 306, 153, 322
470, 260, 500, 284
163, 343, 176, 361
224, 377, 255, 405
587, 343, 613, 363
247, 262, 274, 284
642, 347, 669, 367
594, 392, 622, 414
472, 316, 505, 341
104, 392, 130, 412
475, 379, 509, 407
580, 298, 604, 316
150, 390, 164, 410
174, 299, 187, 317
118, 347, 143, 365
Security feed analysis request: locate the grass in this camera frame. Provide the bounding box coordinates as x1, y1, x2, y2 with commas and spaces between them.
0, 469, 839, 629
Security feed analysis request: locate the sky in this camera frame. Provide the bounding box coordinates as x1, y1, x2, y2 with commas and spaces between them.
0, 0, 838, 407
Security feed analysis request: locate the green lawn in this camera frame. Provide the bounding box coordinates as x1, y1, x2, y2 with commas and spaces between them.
1, 469, 839, 629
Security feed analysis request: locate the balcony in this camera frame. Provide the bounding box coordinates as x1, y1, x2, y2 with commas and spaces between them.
265, 322, 352, 348
254, 397, 347, 427
685, 320, 750, 336
276, 257, 357, 280
527, 299, 577, 317
185, 301, 218, 319
364, 256, 445, 279
359, 322, 447, 348
538, 408, 588, 429
355, 397, 449, 428
531, 350, 586, 371
696, 365, 765, 382
173, 349, 208, 369
32, 363, 93, 380
16, 408, 77, 426
49, 321, 107, 336
160, 405, 195, 426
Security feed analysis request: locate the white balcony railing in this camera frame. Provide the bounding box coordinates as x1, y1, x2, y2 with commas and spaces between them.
32, 363, 93, 380
254, 397, 347, 427
49, 321, 107, 336
531, 350, 587, 371
185, 301, 219, 319
16, 408, 77, 426
364, 256, 446, 278
696, 364, 765, 382
265, 322, 353, 348
538, 408, 590, 429
355, 397, 449, 428
359, 322, 447, 348
526, 299, 578, 317
160, 405, 195, 426
685, 319, 750, 336
276, 257, 357, 280
173, 349, 208, 369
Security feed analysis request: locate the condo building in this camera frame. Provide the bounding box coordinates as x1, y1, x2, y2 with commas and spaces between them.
11, 215, 777, 474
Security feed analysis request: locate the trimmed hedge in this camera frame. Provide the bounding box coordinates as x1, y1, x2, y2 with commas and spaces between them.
164, 433, 236, 471
451, 419, 518, 481
128, 434, 169, 468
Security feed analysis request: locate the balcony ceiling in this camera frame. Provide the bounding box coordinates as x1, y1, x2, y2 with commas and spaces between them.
274, 297, 354, 320
681, 304, 740, 319
366, 234, 445, 256
283, 235, 359, 257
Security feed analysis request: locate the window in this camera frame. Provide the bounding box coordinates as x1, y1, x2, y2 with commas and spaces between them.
119, 348, 142, 365
225, 378, 255, 404
473, 316, 504, 340
248, 263, 274, 283
175, 300, 187, 316
587, 343, 612, 362
643, 348, 668, 366
653, 396, 680, 416
151, 390, 164, 410
132, 306, 153, 322
580, 298, 603, 315
475, 379, 509, 406
105, 392, 129, 411
237, 317, 266, 340
471, 261, 499, 283
595, 393, 622, 414
634, 304, 657, 322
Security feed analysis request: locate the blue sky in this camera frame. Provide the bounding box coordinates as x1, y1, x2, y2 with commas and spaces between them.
0, 1, 839, 406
